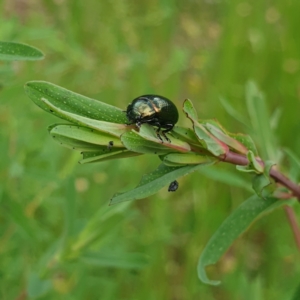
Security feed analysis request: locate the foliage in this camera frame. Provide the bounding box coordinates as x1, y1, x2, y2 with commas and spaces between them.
25, 79, 299, 288
1, 1, 300, 299
0, 41, 44, 61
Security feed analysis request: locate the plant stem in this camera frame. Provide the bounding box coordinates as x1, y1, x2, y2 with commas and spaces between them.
222, 151, 300, 199
284, 206, 300, 251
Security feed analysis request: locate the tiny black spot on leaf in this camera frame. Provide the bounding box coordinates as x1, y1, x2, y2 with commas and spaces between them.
168, 180, 179, 192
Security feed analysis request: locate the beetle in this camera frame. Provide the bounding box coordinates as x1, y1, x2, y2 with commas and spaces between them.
126, 95, 179, 142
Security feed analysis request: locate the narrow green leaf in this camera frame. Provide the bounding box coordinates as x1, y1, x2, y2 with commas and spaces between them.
0, 41, 44, 61
183, 98, 198, 120
284, 148, 300, 170
49, 124, 124, 151
270, 107, 282, 130
170, 127, 210, 157
247, 150, 264, 173
245, 81, 277, 160
194, 123, 228, 156
205, 123, 248, 154
25, 81, 128, 124
198, 195, 285, 285
284, 148, 300, 181
219, 96, 250, 127
49, 124, 141, 163
172, 126, 199, 143
53, 137, 109, 152
200, 119, 257, 155
196, 118, 257, 156
40, 97, 127, 137
236, 151, 263, 173
79, 150, 141, 164
110, 162, 215, 205
121, 130, 174, 155
163, 153, 215, 166
199, 119, 226, 131
252, 161, 276, 198
228, 133, 258, 156
81, 251, 149, 270
183, 100, 228, 156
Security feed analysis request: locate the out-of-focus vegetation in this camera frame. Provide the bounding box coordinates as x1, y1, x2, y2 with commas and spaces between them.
1, 1, 300, 299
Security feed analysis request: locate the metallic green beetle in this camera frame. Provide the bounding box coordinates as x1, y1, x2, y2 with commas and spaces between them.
126, 95, 179, 142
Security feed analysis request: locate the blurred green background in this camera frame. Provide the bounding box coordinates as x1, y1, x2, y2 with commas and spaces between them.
1, 0, 300, 299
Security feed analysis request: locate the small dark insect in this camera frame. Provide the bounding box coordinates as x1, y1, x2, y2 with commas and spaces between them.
168, 180, 179, 192
126, 95, 179, 142
107, 141, 114, 150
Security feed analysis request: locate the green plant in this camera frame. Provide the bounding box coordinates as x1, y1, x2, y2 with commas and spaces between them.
0, 41, 44, 61
1, 38, 299, 295
24, 79, 300, 286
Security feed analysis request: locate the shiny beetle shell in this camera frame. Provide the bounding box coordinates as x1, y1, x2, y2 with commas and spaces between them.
126, 95, 179, 142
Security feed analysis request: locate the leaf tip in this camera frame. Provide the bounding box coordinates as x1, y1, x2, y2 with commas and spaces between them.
197, 264, 221, 286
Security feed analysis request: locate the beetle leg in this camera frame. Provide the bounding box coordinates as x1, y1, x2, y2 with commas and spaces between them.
139, 117, 174, 143
161, 131, 170, 142
156, 132, 164, 142
155, 125, 164, 142
161, 124, 174, 142
140, 118, 164, 143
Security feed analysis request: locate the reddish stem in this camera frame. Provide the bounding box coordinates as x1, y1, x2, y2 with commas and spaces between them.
222, 151, 300, 199
284, 206, 300, 251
